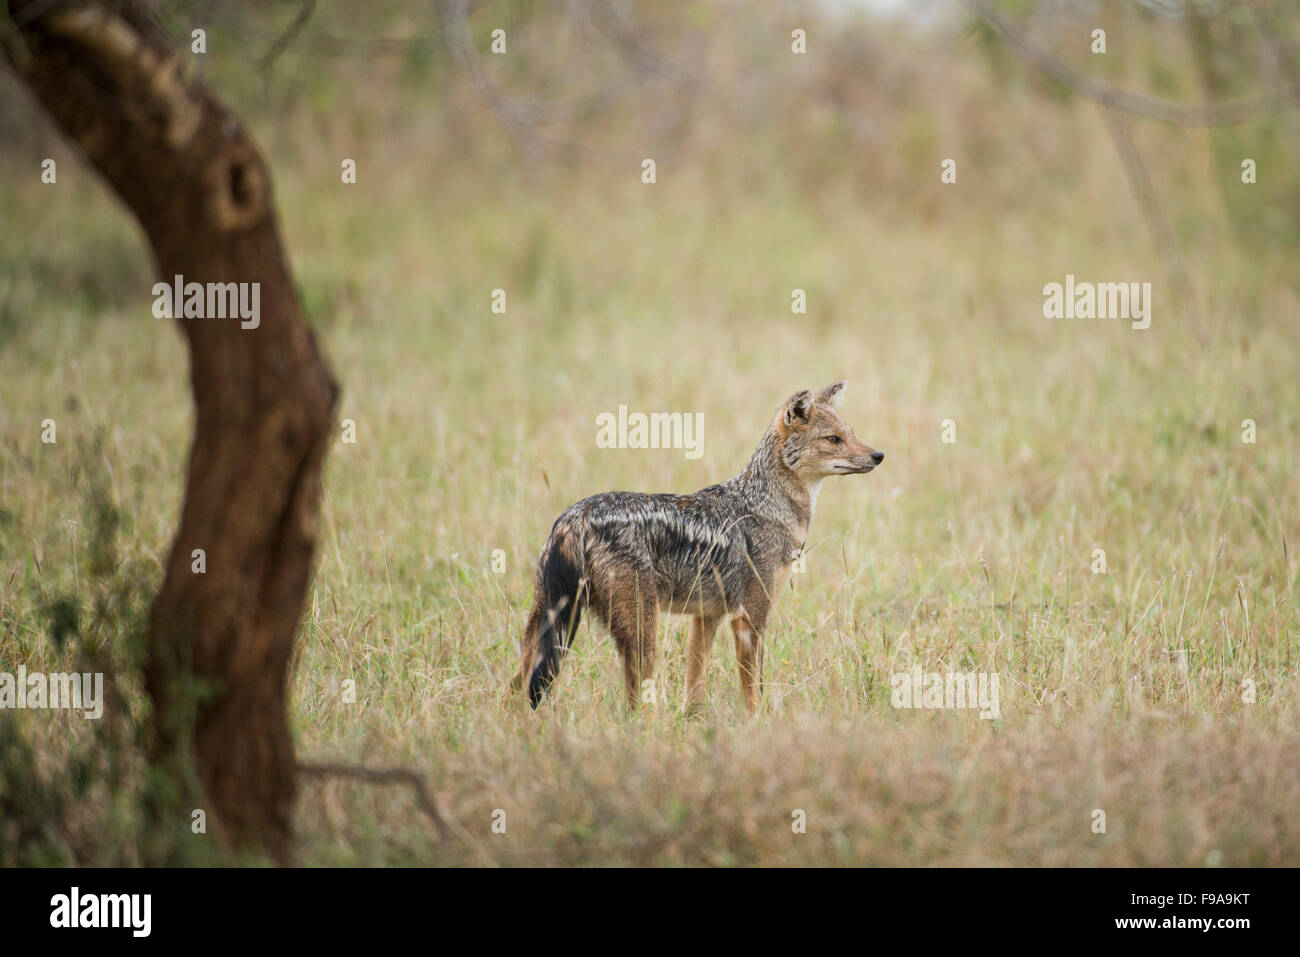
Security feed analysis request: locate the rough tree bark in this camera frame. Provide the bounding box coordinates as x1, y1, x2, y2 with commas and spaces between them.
3, 0, 337, 863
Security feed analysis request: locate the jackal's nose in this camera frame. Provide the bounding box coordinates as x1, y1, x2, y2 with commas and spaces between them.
871, 450, 885, 464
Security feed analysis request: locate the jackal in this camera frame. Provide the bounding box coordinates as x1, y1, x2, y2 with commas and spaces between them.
510, 380, 883, 712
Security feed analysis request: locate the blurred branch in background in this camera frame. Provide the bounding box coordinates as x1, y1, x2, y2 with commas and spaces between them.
200, 0, 699, 168
1248, 0, 1300, 86
434, 0, 697, 166
1098, 105, 1194, 329
436, 0, 558, 164
967, 0, 1300, 313
586, 0, 696, 92
965, 0, 1300, 125
256, 0, 315, 74
201, 1, 443, 57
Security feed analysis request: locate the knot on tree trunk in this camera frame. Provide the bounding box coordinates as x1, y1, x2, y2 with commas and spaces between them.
206, 144, 269, 232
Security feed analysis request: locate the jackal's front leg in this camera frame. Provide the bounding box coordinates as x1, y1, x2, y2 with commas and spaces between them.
730, 603, 768, 714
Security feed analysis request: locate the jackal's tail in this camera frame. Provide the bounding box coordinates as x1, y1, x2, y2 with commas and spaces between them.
513, 533, 586, 708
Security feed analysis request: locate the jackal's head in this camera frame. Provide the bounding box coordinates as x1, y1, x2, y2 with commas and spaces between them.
774, 380, 884, 480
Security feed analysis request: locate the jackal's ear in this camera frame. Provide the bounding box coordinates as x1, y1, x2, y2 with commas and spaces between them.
782, 389, 814, 427
815, 380, 847, 409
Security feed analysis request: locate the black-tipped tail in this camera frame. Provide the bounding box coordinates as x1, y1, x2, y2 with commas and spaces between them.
527, 542, 585, 708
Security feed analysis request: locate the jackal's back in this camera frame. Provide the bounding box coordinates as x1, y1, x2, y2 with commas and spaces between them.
544, 484, 776, 617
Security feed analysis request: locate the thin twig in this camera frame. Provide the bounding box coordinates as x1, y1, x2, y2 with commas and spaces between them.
256, 0, 316, 74
1097, 105, 1192, 316
589, 0, 695, 91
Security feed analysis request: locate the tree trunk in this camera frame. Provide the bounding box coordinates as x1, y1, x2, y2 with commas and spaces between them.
3, 0, 337, 863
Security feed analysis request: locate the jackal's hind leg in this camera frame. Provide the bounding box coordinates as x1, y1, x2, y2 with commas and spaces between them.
684, 614, 721, 714
606, 573, 659, 710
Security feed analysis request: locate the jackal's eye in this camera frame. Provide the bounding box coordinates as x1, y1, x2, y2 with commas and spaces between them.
824, 434, 842, 444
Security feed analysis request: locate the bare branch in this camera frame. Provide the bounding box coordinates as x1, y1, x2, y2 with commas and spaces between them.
256, 0, 316, 74
964, 0, 1300, 126
588, 0, 695, 91
297, 761, 454, 839
1096, 106, 1191, 314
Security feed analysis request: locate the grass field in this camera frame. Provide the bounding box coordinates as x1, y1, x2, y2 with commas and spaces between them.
2, 2, 1298, 866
